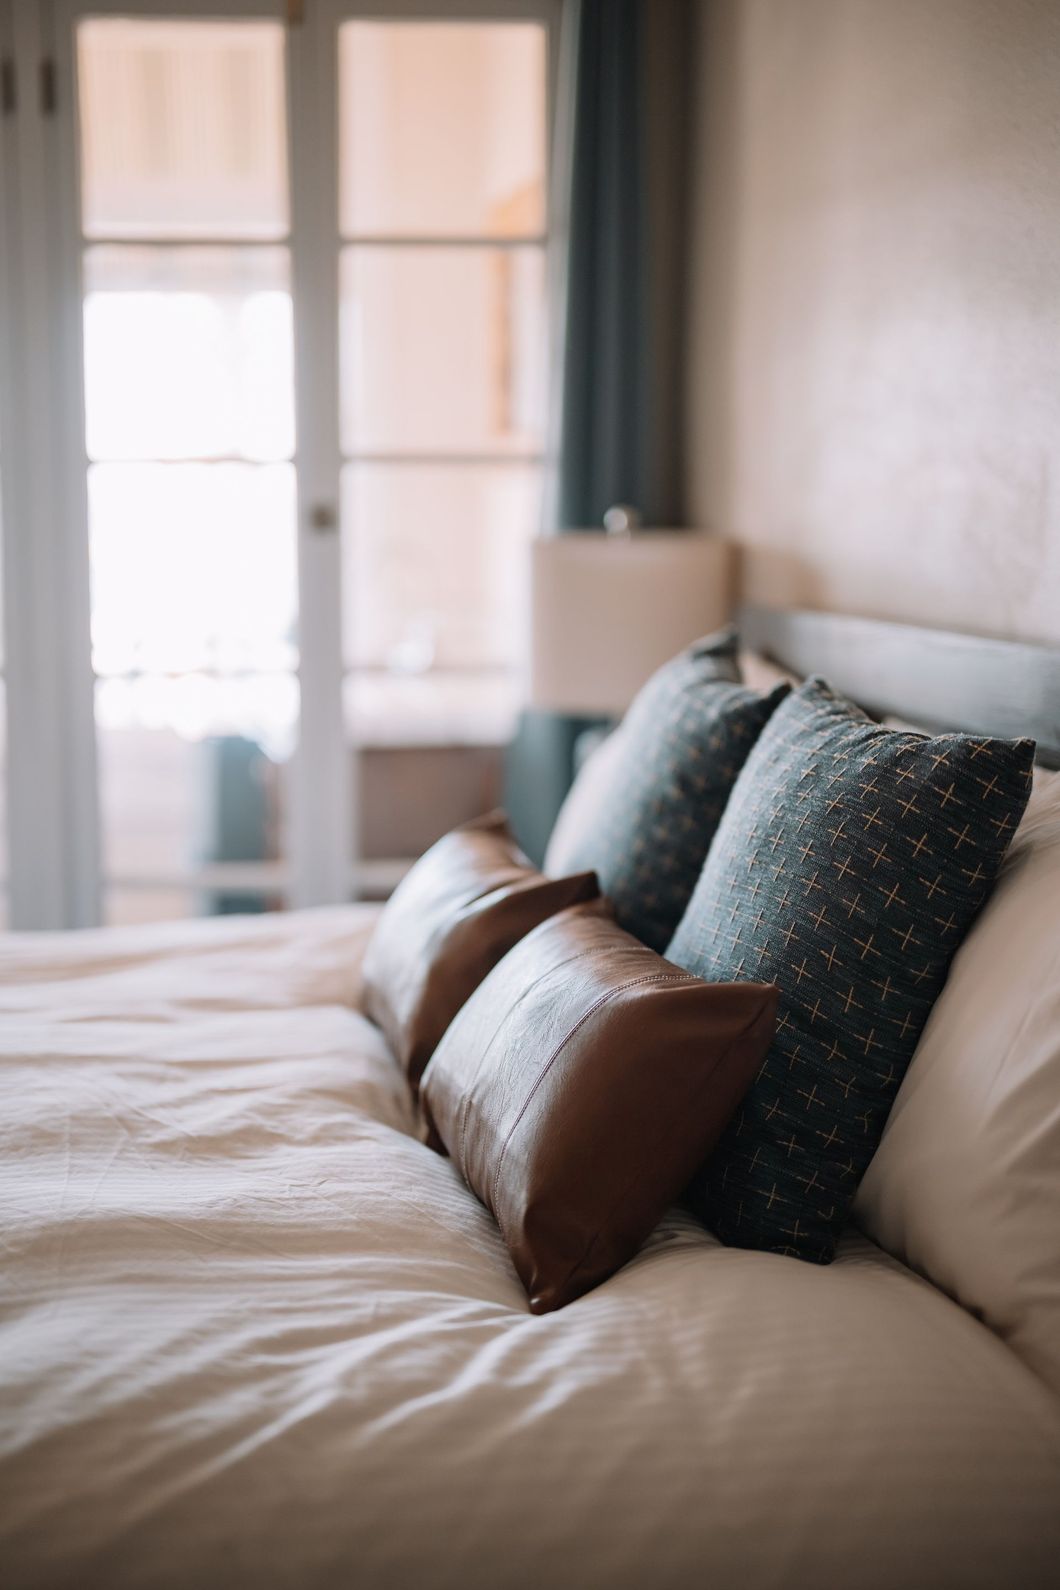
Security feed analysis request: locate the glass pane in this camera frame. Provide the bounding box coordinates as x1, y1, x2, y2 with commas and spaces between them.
345, 671, 518, 748
341, 463, 539, 672
78, 20, 288, 240
105, 889, 197, 927
105, 886, 280, 927
339, 22, 546, 238
89, 464, 298, 677
84, 247, 294, 462
340, 246, 545, 457
97, 674, 296, 883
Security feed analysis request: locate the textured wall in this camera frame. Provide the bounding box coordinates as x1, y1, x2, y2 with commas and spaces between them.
685, 0, 1060, 644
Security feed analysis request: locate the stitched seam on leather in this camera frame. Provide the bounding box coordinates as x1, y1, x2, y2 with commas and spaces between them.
489, 971, 695, 1218
544, 992, 776, 1305
454, 941, 614, 1168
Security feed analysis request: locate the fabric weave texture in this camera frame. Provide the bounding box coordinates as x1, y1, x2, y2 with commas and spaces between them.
548, 629, 788, 952
667, 677, 1035, 1263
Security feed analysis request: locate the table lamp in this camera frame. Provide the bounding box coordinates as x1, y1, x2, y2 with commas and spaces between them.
528, 523, 734, 717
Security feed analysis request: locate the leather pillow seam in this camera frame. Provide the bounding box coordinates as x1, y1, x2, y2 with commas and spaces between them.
453, 939, 614, 1168
487, 970, 695, 1216
540, 990, 776, 1307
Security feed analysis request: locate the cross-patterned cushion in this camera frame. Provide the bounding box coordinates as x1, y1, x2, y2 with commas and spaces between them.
666, 677, 1035, 1264
545, 630, 789, 952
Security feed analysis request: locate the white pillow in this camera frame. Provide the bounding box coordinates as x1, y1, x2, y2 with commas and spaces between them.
543, 727, 626, 877
855, 766, 1060, 1393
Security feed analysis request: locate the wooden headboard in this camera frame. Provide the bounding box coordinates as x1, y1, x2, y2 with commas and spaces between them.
740, 605, 1060, 770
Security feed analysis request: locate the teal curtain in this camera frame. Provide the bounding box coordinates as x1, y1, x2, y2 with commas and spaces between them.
505, 0, 692, 862
557, 0, 647, 529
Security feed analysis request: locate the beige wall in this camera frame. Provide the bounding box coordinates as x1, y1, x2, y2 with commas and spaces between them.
685, 0, 1060, 644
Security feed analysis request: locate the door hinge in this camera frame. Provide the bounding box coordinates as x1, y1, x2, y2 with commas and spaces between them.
0, 55, 15, 117
286, 0, 305, 24
40, 55, 56, 116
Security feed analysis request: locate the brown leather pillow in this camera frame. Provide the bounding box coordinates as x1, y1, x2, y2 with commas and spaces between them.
362, 812, 599, 1097
421, 900, 778, 1313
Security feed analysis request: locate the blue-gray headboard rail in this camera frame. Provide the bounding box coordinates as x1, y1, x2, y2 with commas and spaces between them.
740, 605, 1060, 770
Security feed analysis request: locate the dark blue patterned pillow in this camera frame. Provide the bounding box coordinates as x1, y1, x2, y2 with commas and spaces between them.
667, 677, 1035, 1263
545, 631, 789, 952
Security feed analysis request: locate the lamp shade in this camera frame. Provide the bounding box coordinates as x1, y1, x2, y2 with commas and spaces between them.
529, 532, 734, 716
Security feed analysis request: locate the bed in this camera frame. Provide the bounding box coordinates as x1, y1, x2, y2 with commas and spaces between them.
2, 609, 1059, 1589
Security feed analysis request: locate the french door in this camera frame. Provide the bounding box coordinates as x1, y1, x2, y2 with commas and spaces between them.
0, 0, 556, 929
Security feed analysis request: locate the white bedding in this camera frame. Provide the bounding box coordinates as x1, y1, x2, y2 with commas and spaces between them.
1, 908, 1058, 1590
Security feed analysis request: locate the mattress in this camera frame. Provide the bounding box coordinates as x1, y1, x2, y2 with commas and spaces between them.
1, 907, 1058, 1590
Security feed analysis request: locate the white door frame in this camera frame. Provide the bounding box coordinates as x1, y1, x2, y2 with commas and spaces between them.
47, 0, 353, 920
318, 0, 561, 900
3, 0, 561, 926
285, 2, 349, 906
0, 0, 17, 913
1, 0, 99, 928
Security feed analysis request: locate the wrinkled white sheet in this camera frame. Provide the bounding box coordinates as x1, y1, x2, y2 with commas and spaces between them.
1, 907, 1058, 1590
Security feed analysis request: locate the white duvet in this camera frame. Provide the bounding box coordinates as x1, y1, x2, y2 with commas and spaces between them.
1, 908, 1058, 1590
